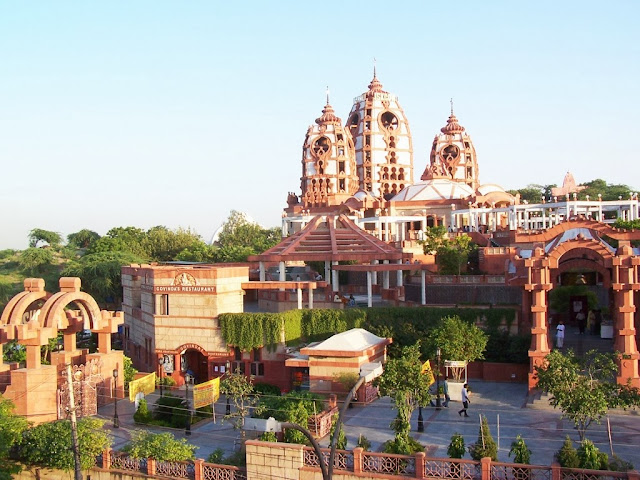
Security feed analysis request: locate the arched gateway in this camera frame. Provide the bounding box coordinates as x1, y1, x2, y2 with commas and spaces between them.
513, 220, 640, 390
0, 278, 124, 423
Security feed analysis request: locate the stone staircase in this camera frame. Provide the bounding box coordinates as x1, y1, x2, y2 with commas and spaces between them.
526, 389, 555, 410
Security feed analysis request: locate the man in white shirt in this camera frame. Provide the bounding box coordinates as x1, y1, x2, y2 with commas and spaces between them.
556, 320, 565, 348
458, 383, 470, 418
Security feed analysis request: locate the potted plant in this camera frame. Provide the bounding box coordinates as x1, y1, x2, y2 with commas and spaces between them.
426, 315, 488, 401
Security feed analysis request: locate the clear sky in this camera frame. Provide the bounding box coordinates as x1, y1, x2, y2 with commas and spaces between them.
1, 1, 638, 249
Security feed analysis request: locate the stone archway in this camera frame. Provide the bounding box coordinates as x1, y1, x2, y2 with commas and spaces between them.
519, 236, 639, 391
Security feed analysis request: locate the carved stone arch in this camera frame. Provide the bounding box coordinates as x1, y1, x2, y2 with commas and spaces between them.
1, 291, 49, 326
41, 292, 102, 331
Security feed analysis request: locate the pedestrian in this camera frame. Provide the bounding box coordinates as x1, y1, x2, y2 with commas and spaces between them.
587, 310, 595, 335
443, 377, 450, 407
556, 320, 565, 349
458, 383, 470, 417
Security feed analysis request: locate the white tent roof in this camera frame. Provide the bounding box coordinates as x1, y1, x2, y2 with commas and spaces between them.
305, 328, 386, 353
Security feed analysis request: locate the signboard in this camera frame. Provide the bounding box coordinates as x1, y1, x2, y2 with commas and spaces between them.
420, 360, 435, 386
193, 378, 220, 409
129, 372, 156, 402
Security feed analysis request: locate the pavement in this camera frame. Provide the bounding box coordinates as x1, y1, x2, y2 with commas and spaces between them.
97, 373, 640, 469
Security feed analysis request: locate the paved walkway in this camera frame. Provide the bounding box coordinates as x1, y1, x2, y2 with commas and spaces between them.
97, 378, 640, 468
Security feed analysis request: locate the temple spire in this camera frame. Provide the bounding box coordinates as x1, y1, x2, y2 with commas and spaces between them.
373, 57, 377, 78
326, 86, 330, 105
450, 97, 454, 115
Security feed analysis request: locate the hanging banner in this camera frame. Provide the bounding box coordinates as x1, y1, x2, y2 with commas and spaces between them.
420, 360, 435, 386
193, 377, 220, 409
129, 372, 157, 402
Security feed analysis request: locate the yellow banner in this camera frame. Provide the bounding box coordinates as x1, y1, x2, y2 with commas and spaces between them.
421, 360, 435, 386
193, 378, 220, 409
129, 372, 157, 402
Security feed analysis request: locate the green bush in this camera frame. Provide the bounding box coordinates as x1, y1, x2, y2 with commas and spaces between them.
206, 448, 225, 464
555, 436, 579, 468
253, 383, 281, 397
330, 413, 347, 450
123, 431, 196, 461
357, 434, 371, 451
133, 398, 152, 424
382, 436, 424, 455
577, 440, 607, 470
469, 415, 497, 461
260, 431, 278, 442
158, 376, 177, 387
508, 435, 531, 464
447, 433, 466, 459
154, 394, 188, 428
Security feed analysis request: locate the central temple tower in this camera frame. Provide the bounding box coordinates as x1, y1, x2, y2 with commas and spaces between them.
345, 71, 413, 200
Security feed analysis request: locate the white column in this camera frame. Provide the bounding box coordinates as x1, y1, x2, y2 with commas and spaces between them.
421, 270, 426, 305
372, 260, 379, 285
367, 271, 373, 308
281, 219, 287, 237
309, 288, 313, 309
324, 261, 331, 285
331, 261, 339, 293
396, 260, 403, 287
383, 260, 390, 289
279, 261, 286, 292
297, 288, 302, 310
259, 262, 266, 282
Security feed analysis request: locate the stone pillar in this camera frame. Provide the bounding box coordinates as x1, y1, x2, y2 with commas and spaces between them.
480, 457, 492, 480
367, 272, 373, 308
372, 260, 379, 285
324, 261, 331, 286
279, 261, 286, 292
259, 262, 266, 282
308, 288, 313, 309
421, 270, 426, 305
415, 452, 426, 479
147, 458, 156, 476
612, 246, 640, 387
331, 261, 339, 293
98, 332, 111, 354
102, 448, 112, 469
194, 458, 204, 480
524, 248, 552, 391
297, 288, 302, 310
383, 260, 390, 289
353, 447, 363, 475
396, 260, 403, 287
26, 344, 41, 369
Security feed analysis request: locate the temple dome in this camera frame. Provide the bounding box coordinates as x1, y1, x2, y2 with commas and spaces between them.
391, 178, 474, 202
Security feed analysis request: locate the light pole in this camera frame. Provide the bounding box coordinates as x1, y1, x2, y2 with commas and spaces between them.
225, 360, 231, 415
435, 347, 442, 410
112, 368, 119, 428
417, 404, 424, 432
184, 373, 193, 436
158, 357, 164, 397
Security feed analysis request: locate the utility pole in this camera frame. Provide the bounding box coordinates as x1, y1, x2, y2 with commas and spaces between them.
66, 363, 83, 480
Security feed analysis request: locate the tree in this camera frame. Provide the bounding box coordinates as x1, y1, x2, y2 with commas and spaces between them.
88, 226, 149, 258
123, 355, 138, 386
19, 418, 111, 471
123, 431, 196, 461
579, 179, 633, 202
420, 225, 448, 255
555, 436, 579, 468
447, 433, 466, 459
221, 370, 259, 443
28, 228, 62, 248
425, 315, 488, 381
18, 247, 54, 274
214, 210, 281, 261
469, 415, 498, 461
61, 251, 145, 305
577, 439, 608, 470
437, 234, 477, 275
375, 343, 431, 454
142, 226, 203, 262
0, 396, 29, 480
535, 350, 640, 440
2, 340, 26, 364
176, 241, 219, 263
67, 229, 100, 249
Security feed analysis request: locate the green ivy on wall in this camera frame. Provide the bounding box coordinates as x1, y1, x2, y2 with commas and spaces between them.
219, 306, 517, 357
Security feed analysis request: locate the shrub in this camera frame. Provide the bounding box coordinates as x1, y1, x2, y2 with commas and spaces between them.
330, 413, 347, 450
469, 415, 497, 461
577, 440, 607, 470
260, 431, 278, 442
206, 448, 225, 464
609, 454, 634, 472
123, 431, 196, 461
158, 376, 177, 387
133, 398, 152, 424
253, 383, 281, 397
447, 433, 466, 459
555, 436, 579, 468
357, 434, 371, 451
154, 394, 189, 428
508, 435, 531, 464
383, 436, 424, 455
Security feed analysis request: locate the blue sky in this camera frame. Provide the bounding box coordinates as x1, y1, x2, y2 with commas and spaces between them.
1, 1, 638, 249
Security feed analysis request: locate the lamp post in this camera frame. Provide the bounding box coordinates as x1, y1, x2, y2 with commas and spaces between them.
435, 347, 442, 410
158, 357, 164, 397
112, 368, 119, 428
184, 373, 193, 436
225, 360, 231, 416
417, 404, 424, 432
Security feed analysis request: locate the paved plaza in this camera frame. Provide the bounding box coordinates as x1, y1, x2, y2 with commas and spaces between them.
98, 375, 640, 469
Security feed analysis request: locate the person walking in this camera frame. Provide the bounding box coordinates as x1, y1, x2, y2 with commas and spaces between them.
443, 378, 450, 407
458, 383, 470, 417
556, 320, 565, 349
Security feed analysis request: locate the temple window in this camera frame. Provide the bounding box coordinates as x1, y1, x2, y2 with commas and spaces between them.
381, 111, 399, 130
365, 135, 371, 146
366, 108, 372, 116
339, 161, 345, 172
337, 133, 344, 141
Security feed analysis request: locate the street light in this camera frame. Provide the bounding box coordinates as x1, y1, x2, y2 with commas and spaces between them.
112, 368, 119, 428
435, 347, 442, 410
184, 373, 193, 436
158, 357, 165, 397
417, 404, 424, 432
225, 360, 231, 416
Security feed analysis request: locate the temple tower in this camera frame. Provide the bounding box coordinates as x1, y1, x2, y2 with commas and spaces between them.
421, 105, 480, 190
345, 71, 413, 200
300, 98, 358, 208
